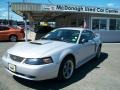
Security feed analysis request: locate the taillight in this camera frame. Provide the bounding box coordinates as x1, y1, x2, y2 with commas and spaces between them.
20, 29, 24, 33
20, 29, 25, 38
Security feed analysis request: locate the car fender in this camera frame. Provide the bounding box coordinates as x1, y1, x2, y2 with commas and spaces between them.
58, 48, 76, 64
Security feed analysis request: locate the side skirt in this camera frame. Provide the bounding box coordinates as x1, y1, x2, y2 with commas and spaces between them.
76, 54, 96, 69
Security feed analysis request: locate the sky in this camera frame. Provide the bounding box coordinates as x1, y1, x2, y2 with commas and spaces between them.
0, 0, 120, 21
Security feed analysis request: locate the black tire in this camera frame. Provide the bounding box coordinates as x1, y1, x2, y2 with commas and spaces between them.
58, 56, 75, 81
95, 46, 101, 59
9, 35, 18, 42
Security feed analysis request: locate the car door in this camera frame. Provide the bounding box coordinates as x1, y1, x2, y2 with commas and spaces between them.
0, 26, 10, 40
76, 30, 96, 67
84, 30, 96, 56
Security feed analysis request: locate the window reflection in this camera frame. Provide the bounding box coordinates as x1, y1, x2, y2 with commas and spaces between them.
117, 20, 120, 30
109, 19, 116, 30
92, 18, 120, 30
100, 19, 107, 30
92, 19, 99, 30
92, 19, 107, 30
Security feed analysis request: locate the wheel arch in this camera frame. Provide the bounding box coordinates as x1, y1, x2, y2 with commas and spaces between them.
96, 42, 102, 52
63, 54, 76, 66
57, 53, 76, 80
59, 50, 76, 67
9, 34, 18, 41
9, 34, 18, 38
59, 53, 76, 71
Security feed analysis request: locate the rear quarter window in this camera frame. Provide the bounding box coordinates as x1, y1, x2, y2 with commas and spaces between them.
0, 26, 10, 31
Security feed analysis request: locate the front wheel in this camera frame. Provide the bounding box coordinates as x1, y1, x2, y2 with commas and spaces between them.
58, 56, 75, 81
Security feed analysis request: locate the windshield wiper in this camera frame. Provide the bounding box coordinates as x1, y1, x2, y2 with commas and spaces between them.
30, 41, 42, 45
40, 37, 48, 40
41, 37, 61, 41
41, 37, 70, 43
50, 38, 61, 41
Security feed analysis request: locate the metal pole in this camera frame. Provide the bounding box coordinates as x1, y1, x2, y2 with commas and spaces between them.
24, 20, 28, 42
8, 2, 10, 25
23, 0, 28, 42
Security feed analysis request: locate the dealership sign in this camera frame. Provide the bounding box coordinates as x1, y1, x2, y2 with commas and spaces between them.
41, 5, 120, 15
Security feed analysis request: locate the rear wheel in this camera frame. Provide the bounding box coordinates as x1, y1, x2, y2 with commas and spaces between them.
95, 46, 101, 59
58, 56, 75, 81
9, 35, 17, 42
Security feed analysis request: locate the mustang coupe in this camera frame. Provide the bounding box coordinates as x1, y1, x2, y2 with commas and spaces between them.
2, 27, 102, 81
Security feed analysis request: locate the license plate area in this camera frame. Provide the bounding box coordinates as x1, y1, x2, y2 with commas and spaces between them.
8, 63, 16, 72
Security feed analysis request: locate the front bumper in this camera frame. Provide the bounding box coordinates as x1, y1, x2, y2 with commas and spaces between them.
2, 55, 59, 81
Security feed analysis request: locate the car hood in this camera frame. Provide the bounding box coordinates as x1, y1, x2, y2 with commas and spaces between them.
7, 40, 73, 58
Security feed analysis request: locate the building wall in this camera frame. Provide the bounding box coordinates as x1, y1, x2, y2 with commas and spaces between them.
95, 30, 120, 42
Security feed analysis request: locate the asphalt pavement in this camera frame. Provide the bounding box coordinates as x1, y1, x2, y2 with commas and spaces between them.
0, 42, 120, 90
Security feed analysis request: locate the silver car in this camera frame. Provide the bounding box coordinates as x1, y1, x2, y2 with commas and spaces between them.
2, 27, 102, 81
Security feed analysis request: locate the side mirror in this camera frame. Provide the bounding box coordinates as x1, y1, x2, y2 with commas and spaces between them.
81, 38, 88, 43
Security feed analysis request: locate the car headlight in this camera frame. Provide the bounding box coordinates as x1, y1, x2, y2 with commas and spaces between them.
24, 57, 53, 65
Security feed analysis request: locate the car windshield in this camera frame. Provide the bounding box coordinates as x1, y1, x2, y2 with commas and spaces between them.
41, 29, 80, 43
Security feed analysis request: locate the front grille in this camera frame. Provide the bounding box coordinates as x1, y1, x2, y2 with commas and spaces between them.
10, 54, 24, 62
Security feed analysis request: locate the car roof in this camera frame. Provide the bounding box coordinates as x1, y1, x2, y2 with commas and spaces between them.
0, 25, 19, 29
0, 25, 12, 28
0, 25, 8, 27
57, 27, 90, 32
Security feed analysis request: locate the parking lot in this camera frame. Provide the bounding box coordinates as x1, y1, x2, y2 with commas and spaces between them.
0, 42, 120, 90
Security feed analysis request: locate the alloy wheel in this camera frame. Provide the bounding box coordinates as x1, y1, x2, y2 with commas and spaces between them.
62, 60, 74, 79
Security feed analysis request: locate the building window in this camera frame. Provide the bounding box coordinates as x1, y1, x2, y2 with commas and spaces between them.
100, 19, 107, 30
109, 19, 120, 30
92, 19, 99, 30
78, 19, 84, 27
71, 19, 77, 27
109, 19, 116, 30
92, 19, 107, 30
92, 18, 120, 30
116, 20, 120, 30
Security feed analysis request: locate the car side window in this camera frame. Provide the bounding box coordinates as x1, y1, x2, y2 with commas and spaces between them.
87, 30, 95, 40
79, 33, 89, 43
0, 26, 9, 31
83, 30, 95, 40
0, 26, 2, 31
79, 30, 95, 43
